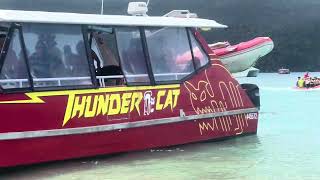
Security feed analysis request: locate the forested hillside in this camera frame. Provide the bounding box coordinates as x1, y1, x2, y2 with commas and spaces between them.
1, 0, 319, 72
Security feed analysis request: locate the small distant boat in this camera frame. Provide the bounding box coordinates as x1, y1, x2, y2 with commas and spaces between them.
209, 37, 274, 73
278, 68, 290, 74
294, 85, 320, 90
295, 76, 320, 89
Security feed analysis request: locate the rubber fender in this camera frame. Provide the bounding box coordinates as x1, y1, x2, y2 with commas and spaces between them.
241, 83, 260, 109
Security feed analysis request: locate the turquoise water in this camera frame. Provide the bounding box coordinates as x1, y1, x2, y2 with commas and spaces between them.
1, 73, 320, 180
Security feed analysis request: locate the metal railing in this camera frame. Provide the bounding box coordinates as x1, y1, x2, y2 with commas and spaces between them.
0, 72, 190, 88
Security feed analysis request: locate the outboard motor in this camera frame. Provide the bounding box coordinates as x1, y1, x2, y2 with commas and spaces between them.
241, 84, 260, 109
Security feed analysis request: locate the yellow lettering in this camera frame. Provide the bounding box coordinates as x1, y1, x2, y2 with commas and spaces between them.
130, 92, 143, 116
71, 96, 86, 119
108, 94, 121, 115
172, 89, 180, 108
198, 120, 215, 135
121, 93, 132, 114
84, 95, 99, 118
62, 88, 179, 126
156, 90, 166, 110
62, 94, 75, 126
96, 94, 110, 116
164, 90, 173, 110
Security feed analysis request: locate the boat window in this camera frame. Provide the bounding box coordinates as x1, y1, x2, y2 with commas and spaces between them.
115, 27, 150, 84
0, 23, 10, 51
0, 29, 31, 89
22, 24, 92, 88
145, 27, 195, 82
189, 30, 209, 69
88, 26, 124, 87
91, 37, 104, 70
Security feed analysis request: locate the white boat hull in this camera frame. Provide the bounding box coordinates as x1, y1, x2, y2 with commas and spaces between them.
219, 41, 274, 73
232, 67, 260, 78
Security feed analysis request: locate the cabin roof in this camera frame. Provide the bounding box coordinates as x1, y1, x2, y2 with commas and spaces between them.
0, 10, 227, 28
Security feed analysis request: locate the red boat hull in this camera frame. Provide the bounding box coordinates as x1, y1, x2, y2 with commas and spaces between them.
1, 116, 257, 167
0, 31, 259, 167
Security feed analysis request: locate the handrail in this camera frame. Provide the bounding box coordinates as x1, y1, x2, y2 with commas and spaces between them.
0, 72, 190, 88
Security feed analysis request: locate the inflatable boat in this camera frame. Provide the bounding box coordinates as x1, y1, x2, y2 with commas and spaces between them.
210, 37, 274, 73
294, 85, 320, 90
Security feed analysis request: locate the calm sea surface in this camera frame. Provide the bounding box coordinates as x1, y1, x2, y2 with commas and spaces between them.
1, 73, 320, 180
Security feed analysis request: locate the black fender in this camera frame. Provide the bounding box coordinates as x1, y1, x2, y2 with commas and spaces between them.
241, 83, 260, 109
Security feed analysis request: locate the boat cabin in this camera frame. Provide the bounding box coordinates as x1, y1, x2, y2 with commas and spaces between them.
0, 10, 226, 92
0, 7, 261, 168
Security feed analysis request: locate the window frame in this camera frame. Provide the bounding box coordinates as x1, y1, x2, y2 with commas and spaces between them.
112, 26, 126, 85
143, 27, 199, 85
86, 25, 126, 87
188, 28, 211, 73
82, 25, 98, 88
0, 23, 35, 93
20, 23, 95, 92
114, 26, 154, 86
86, 25, 155, 87
0, 23, 13, 93
0, 24, 213, 93
139, 26, 156, 86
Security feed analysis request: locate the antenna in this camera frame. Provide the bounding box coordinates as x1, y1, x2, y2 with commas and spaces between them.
146, 0, 150, 6
100, 0, 104, 15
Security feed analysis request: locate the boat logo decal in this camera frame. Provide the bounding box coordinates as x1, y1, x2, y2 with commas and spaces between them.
0, 85, 181, 127
62, 88, 180, 126
184, 67, 249, 135
143, 91, 155, 116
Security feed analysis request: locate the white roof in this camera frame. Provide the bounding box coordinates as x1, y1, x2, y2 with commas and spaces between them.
0, 10, 227, 28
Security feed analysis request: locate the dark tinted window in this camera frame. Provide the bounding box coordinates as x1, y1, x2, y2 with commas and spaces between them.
22, 23, 92, 88
116, 27, 150, 84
